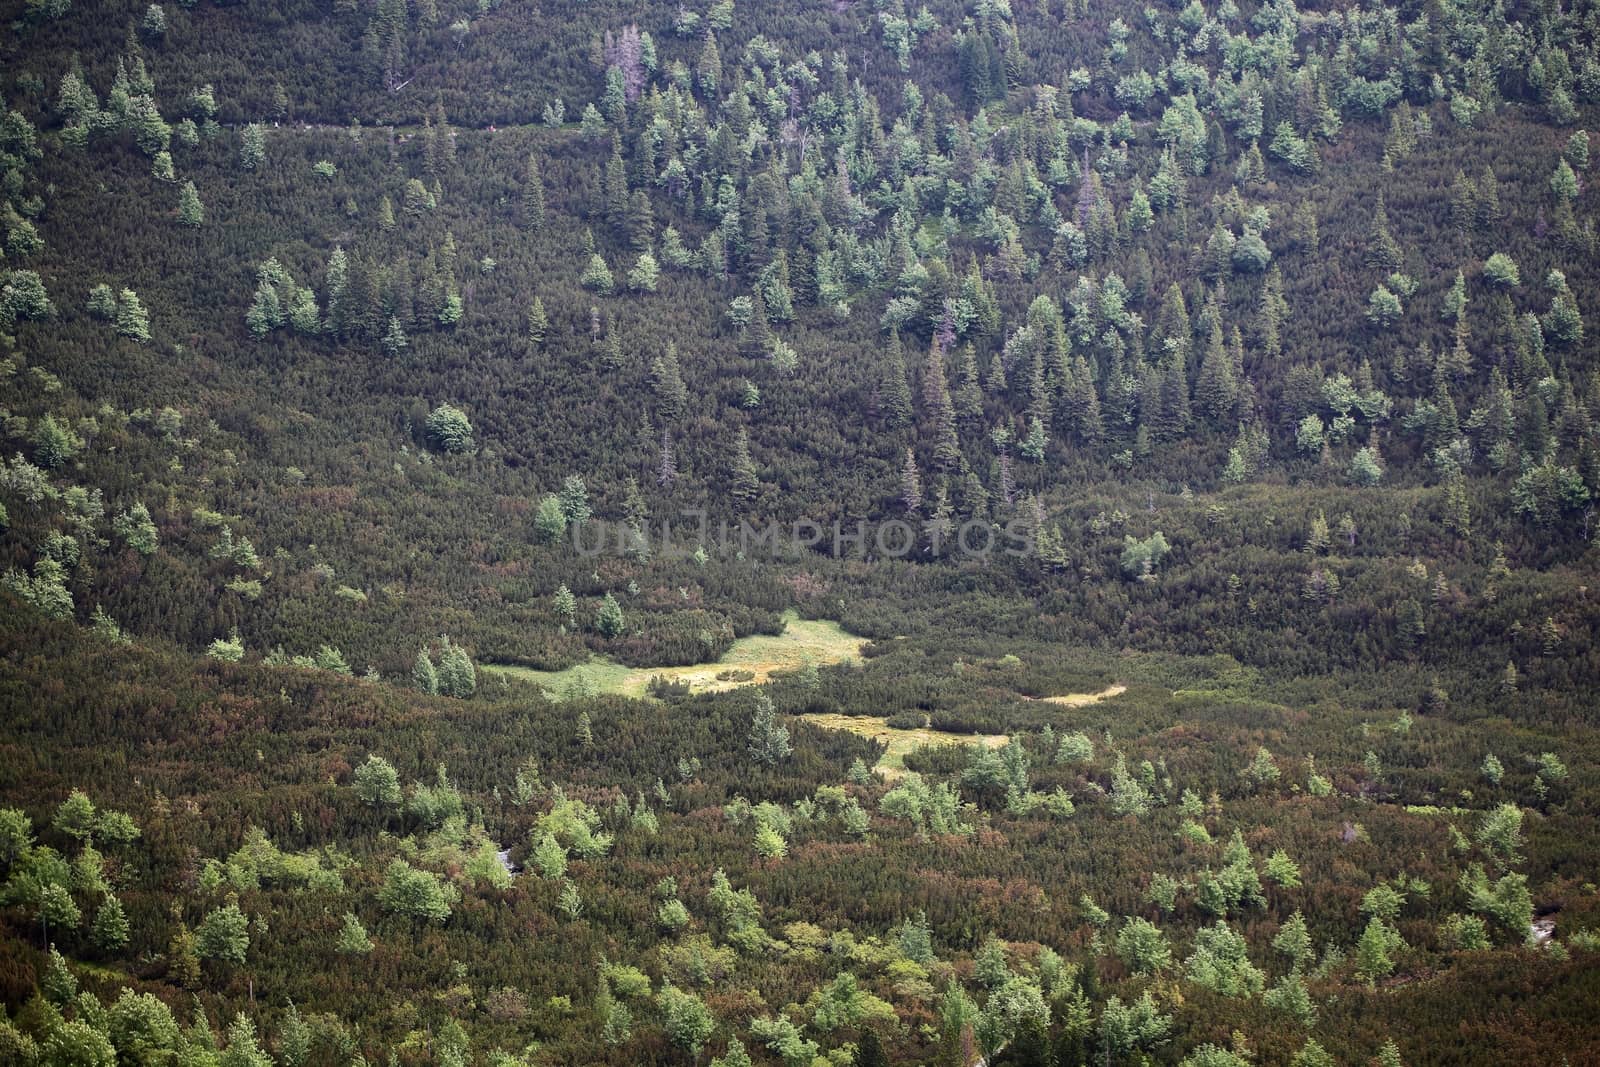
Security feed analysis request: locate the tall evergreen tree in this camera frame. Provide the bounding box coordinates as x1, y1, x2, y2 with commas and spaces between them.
1194, 319, 1238, 426
900, 448, 923, 513
527, 296, 549, 348
651, 345, 688, 421
878, 331, 914, 428
923, 345, 962, 472
1365, 194, 1402, 271
522, 154, 546, 230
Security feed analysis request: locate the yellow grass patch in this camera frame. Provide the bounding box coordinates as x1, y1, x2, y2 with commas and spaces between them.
801, 712, 1009, 780
484, 613, 867, 700
1037, 683, 1127, 706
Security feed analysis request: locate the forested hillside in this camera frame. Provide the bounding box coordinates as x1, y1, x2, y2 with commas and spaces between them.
1, 0, 1598, 1062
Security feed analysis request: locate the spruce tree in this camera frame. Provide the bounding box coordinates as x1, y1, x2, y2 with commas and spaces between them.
923, 345, 962, 471
1365, 195, 1402, 271
604, 137, 628, 227
325, 247, 351, 333
899, 448, 923, 513
953, 344, 985, 427
1194, 319, 1238, 425
878, 331, 914, 428
558, 474, 591, 524
649, 347, 688, 422
527, 296, 549, 348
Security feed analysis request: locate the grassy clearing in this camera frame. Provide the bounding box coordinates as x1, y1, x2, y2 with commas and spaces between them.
1037, 683, 1128, 706
802, 713, 1009, 779
484, 613, 867, 700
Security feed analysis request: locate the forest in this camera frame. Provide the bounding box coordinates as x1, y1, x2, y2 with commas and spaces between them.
0, 0, 1598, 1062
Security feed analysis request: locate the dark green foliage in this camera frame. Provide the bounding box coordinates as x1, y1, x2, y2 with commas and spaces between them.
1, 0, 1600, 1063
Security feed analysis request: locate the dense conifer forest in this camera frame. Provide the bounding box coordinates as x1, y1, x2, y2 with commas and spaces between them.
2, 0, 1599, 1062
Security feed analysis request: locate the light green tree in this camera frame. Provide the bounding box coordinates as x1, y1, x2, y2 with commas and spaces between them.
239, 123, 266, 171
553, 584, 576, 628
1482, 252, 1519, 287
353, 754, 402, 811
425, 404, 473, 453
580, 253, 615, 294
412, 648, 438, 694
91, 895, 130, 952
195, 902, 250, 963
379, 858, 457, 922
1115, 917, 1172, 975
595, 593, 625, 638
335, 912, 372, 953
177, 180, 203, 226
1475, 803, 1524, 865
115, 288, 151, 342
747, 692, 791, 766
